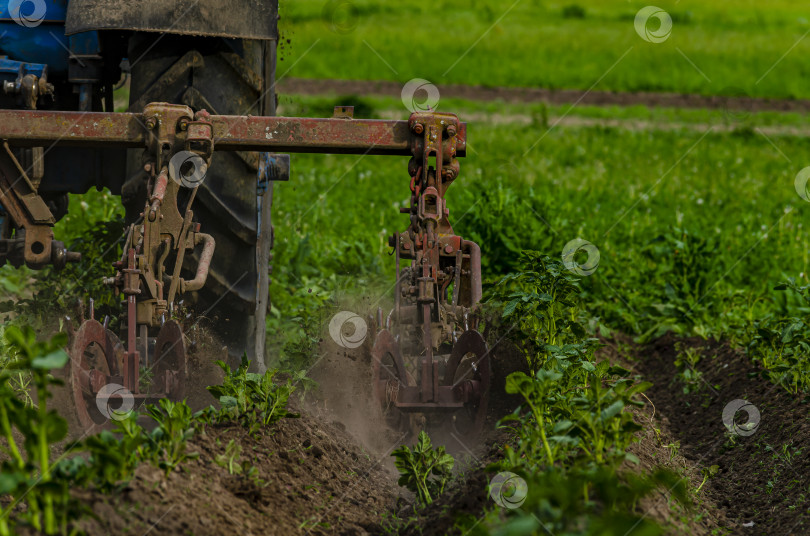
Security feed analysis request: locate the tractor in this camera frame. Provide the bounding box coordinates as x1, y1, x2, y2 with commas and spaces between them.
0, 0, 491, 438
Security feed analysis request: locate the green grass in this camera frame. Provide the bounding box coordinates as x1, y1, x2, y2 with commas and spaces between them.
270, 93, 810, 374
279, 0, 810, 99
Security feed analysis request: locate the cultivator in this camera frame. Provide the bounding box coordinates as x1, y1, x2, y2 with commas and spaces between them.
371, 112, 489, 437
0, 103, 489, 435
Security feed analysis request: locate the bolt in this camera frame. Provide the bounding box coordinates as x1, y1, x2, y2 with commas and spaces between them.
145, 117, 157, 129
412, 123, 424, 134
444, 245, 453, 254
446, 125, 457, 137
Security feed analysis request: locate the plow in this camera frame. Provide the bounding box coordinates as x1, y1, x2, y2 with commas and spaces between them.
0, 99, 489, 436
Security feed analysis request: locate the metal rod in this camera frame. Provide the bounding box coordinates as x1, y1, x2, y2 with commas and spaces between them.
0, 109, 466, 156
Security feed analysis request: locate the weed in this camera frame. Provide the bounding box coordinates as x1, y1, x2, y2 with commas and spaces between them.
696, 465, 719, 494
664, 441, 682, 463
673, 342, 704, 393
214, 440, 244, 475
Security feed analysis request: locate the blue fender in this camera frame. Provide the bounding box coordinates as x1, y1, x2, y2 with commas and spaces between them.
0, 0, 70, 76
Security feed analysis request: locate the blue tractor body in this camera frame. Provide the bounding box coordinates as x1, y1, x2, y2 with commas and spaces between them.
0, 0, 72, 76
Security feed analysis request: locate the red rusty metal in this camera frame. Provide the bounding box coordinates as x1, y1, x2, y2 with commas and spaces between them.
0, 102, 482, 436
180, 232, 215, 293
369, 112, 488, 437
0, 108, 466, 156
68, 318, 124, 435
148, 166, 169, 221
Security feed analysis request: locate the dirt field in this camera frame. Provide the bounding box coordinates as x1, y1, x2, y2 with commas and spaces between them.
277, 78, 810, 114
21, 332, 799, 535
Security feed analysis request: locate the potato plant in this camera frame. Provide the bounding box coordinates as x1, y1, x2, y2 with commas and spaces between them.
392, 431, 455, 506
0, 327, 75, 536
486, 253, 687, 533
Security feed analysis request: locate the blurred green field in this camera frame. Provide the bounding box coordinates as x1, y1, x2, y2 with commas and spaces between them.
279, 0, 810, 99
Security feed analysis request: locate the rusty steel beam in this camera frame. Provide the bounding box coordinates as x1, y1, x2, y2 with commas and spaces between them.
0, 110, 147, 148
0, 109, 467, 157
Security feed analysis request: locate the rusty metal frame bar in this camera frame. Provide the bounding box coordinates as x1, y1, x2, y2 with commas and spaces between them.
0, 110, 467, 156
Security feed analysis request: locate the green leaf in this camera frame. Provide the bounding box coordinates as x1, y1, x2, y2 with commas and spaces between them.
600, 400, 625, 421
0, 471, 24, 494
503, 300, 519, 317
31, 349, 69, 370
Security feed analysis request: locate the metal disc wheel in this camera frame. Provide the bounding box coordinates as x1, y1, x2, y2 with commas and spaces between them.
152, 320, 187, 400
371, 329, 410, 433
68, 320, 125, 435
443, 330, 491, 438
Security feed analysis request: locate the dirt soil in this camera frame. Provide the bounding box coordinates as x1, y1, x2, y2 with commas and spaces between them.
73, 409, 398, 536
13, 324, 805, 535
304, 327, 528, 458
278, 77, 810, 114
604, 333, 810, 536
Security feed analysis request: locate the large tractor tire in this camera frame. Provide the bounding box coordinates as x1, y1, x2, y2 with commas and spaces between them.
125, 34, 275, 370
